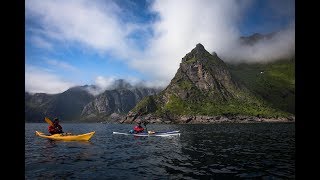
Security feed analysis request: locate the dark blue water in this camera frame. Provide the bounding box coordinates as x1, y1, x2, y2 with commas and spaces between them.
25, 122, 295, 179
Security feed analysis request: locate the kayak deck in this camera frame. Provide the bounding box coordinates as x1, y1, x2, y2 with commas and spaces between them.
113, 130, 180, 137
35, 131, 95, 141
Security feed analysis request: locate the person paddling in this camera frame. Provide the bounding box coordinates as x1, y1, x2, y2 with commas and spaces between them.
133, 122, 145, 133
48, 118, 64, 135
129, 110, 144, 133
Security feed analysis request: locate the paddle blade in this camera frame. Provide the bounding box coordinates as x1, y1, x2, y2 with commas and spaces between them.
45, 117, 53, 126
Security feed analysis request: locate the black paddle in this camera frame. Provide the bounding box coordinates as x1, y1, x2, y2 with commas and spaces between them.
131, 110, 142, 122
143, 120, 155, 134
143, 121, 148, 132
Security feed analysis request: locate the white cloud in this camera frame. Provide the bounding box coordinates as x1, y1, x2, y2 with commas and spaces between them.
129, 0, 294, 85
222, 23, 295, 63
45, 59, 78, 72
30, 36, 53, 50
25, 65, 76, 94
25, 0, 139, 58
85, 76, 127, 96
129, 0, 249, 85
85, 75, 164, 95
95, 76, 117, 90
26, 0, 295, 89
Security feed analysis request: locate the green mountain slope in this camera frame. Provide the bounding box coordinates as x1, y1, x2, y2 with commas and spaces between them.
227, 59, 295, 114
130, 44, 291, 120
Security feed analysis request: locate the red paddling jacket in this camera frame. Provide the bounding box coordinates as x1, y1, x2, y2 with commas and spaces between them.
48, 121, 63, 135
134, 125, 144, 133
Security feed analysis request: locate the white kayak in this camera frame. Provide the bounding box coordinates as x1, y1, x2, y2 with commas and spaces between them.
113, 130, 180, 137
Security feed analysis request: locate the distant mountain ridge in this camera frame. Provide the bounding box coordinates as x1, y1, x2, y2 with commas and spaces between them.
25, 80, 161, 122
80, 87, 159, 122
239, 32, 276, 46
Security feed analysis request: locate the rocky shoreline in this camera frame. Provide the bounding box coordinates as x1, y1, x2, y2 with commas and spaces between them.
118, 113, 295, 124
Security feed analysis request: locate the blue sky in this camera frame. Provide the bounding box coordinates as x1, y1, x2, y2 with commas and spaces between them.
25, 0, 295, 94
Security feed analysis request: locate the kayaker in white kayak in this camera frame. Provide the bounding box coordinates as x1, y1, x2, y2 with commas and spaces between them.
133, 122, 145, 133
48, 118, 64, 135
129, 121, 145, 134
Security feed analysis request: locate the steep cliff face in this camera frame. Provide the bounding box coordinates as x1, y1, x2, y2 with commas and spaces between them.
48, 86, 95, 120
163, 43, 241, 103
80, 87, 159, 121
25, 86, 95, 122
129, 43, 291, 123
25, 92, 54, 122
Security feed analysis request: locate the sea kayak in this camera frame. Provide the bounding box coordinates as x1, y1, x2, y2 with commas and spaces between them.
35, 131, 95, 141
113, 130, 180, 137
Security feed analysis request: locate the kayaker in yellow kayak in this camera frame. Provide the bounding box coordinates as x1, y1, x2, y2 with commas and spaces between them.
48, 118, 63, 135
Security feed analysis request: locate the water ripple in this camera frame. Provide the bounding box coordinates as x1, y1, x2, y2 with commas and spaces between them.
26, 122, 295, 179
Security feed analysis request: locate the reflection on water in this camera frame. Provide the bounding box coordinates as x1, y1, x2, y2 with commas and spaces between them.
26, 122, 295, 179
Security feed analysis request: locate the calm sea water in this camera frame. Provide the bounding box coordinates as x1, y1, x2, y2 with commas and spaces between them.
25, 122, 295, 179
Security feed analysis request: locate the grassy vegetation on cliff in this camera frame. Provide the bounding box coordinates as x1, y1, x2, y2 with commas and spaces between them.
185, 57, 196, 64
228, 59, 295, 114
154, 94, 290, 118
177, 79, 193, 90
130, 95, 158, 114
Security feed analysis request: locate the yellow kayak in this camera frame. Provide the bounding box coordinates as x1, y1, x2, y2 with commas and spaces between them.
35, 131, 95, 141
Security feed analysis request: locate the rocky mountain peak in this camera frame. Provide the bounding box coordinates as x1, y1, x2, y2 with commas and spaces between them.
158, 43, 238, 104
182, 43, 211, 63
195, 43, 205, 51
113, 79, 133, 89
